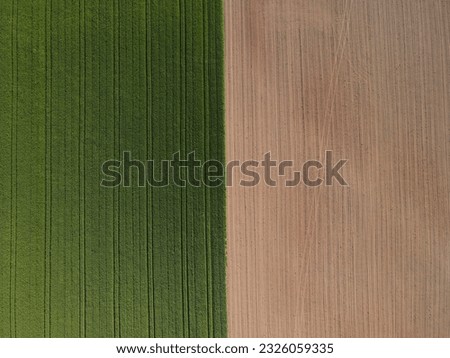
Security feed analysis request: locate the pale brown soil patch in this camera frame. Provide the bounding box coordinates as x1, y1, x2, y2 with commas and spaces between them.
225, 0, 450, 337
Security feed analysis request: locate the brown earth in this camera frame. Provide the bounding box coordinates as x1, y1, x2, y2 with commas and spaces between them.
225, 0, 450, 337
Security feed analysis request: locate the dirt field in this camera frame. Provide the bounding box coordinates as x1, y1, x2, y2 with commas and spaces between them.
225, 0, 450, 337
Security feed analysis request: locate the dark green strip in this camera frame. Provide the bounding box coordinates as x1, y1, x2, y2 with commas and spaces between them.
0, 0, 226, 338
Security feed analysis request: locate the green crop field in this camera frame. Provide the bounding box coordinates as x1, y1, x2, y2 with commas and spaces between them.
0, 0, 226, 337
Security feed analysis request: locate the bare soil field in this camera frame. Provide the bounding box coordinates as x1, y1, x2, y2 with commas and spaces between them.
225, 0, 450, 337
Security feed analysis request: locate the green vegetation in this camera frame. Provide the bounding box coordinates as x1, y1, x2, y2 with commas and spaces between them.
0, 0, 226, 337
